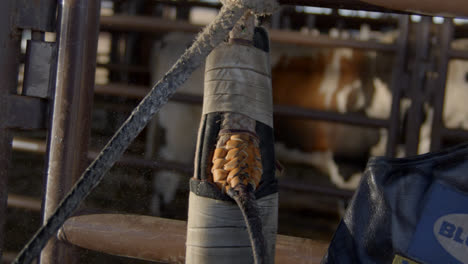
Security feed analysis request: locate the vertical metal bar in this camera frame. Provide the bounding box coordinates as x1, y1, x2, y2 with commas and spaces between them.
176, 0, 191, 20
0, 0, 22, 262
404, 16, 432, 156
430, 19, 453, 151
40, 0, 101, 263
386, 15, 409, 157
122, 0, 146, 83
109, 1, 123, 83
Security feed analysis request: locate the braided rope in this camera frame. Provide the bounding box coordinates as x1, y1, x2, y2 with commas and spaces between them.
212, 131, 262, 191
12, 0, 277, 263
211, 129, 265, 264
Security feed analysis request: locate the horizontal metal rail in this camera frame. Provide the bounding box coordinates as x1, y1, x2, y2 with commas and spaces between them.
12, 137, 353, 201
150, 0, 221, 9
95, 84, 203, 105
97, 82, 468, 141
274, 104, 388, 128
100, 15, 397, 52
148, 0, 396, 13
448, 48, 468, 60
107, 0, 410, 14
96, 63, 149, 74
12, 137, 47, 154
278, 0, 401, 12
89, 151, 194, 174
279, 179, 354, 199
95, 83, 389, 128
288, 0, 468, 17
269, 29, 396, 52
100, 15, 200, 34
442, 127, 468, 141
7, 194, 41, 212
11, 137, 193, 175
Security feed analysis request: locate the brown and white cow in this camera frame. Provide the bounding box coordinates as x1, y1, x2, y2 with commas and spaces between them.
270, 40, 392, 189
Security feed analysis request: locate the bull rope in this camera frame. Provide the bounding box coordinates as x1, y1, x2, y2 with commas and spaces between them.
212, 14, 267, 263
12, 0, 278, 263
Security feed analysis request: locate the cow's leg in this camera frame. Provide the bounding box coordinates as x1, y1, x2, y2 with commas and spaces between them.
151, 102, 201, 215
275, 142, 361, 189
149, 32, 204, 216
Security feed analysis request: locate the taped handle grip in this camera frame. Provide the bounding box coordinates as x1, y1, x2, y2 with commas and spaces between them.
186, 193, 278, 264
186, 29, 277, 264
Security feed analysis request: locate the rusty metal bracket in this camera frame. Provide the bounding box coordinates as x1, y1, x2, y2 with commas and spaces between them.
23, 40, 56, 99
15, 0, 57, 31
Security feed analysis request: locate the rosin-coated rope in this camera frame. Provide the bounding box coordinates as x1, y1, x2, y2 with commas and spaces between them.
12, 0, 278, 262
211, 126, 266, 264
227, 184, 265, 264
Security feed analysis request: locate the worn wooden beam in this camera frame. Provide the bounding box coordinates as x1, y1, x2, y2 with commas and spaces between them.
58, 214, 329, 264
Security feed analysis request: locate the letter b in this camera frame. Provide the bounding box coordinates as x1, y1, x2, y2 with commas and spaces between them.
439, 221, 456, 238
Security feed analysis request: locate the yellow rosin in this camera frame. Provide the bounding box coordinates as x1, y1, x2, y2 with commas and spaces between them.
211, 133, 262, 192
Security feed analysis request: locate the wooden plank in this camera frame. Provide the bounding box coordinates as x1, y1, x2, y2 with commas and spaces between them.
58, 214, 329, 264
